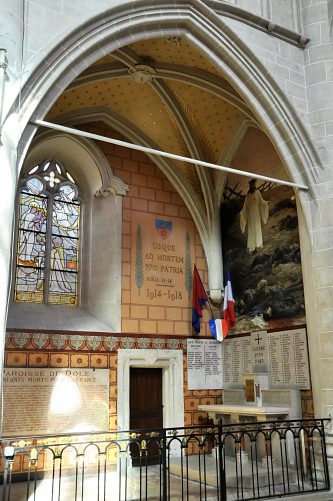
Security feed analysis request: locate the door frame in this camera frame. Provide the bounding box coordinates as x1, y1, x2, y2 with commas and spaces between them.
117, 349, 184, 432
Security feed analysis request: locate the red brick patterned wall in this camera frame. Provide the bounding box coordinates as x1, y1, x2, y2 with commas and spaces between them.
85, 122, 211, 338
5, 347, 225, 429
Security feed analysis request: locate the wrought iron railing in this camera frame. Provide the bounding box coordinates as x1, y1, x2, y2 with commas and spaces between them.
0, 418, 330, 500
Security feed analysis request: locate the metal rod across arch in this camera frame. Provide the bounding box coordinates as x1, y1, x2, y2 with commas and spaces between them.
32, 119, 309, 191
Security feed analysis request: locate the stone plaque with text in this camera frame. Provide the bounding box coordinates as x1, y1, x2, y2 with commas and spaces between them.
222, 328, 310, 390
131, 212, 195, 306
2, 368, 109, 436
267, 329, 310, 388
187, 339, 223, 390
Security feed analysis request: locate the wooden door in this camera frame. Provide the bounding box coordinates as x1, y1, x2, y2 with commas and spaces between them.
130, 368, 163, 465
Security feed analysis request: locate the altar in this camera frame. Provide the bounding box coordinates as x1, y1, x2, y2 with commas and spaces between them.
198, 400, 299, 465
188, 329, 312, 476
197, 403, 290, 423
198, 379, 303, 464
198, 384, 302, 423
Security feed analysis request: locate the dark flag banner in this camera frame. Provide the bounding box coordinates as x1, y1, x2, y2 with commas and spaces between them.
192, 265, 207, 334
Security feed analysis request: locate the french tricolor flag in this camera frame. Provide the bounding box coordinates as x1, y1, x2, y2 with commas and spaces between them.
210, 273, 235, 342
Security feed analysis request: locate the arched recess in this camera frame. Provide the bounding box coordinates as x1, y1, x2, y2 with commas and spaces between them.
0, 0, 327, 423
8, 132, 128, 332
24, 132, 117, 197
6, 0, 320, 231
2, 0, 322, 320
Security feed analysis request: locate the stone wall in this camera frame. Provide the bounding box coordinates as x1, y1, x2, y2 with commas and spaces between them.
1, 0, 332, 480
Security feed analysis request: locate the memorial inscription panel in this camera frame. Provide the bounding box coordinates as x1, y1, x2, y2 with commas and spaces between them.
187, 339, 223, 390
222, 328, 310, 389
251, 331, 269, 371
131, 212, 195, 307
2, 368, 109, 436
267, 329, 310, 388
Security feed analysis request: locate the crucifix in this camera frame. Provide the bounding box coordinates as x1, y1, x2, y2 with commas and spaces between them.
255, 333, 262, 345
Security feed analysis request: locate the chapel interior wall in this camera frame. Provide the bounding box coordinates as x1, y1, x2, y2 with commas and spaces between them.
3, 343, 223, 473
0, 0, 308, 404
82, 122, 213, 337
2, 2, 332, 474
5, 119, 316, 431
3, 334, 315, 477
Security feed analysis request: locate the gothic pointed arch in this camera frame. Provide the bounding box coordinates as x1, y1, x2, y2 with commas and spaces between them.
6, 0, 317, 237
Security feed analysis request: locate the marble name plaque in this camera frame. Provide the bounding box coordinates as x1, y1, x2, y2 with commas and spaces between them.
222, 328, 310, 390
187, 339, 223, 390
267, 329, 310, 388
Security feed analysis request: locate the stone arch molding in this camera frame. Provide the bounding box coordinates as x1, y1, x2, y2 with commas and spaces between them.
6, 0, 320, 230
23, 131, 128, 199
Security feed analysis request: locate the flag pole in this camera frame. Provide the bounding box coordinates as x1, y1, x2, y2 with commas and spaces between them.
33, 120, 309, 191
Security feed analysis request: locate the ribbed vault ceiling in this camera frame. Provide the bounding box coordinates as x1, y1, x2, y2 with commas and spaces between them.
45, 36, 289, 226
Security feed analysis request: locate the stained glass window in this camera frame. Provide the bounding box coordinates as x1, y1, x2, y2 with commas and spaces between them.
15, 160, 80, 306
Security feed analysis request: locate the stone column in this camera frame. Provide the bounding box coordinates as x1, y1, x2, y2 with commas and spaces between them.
0, 0, 23, 398
301, 0, 333, 483
0, 133, 17, 395
207, 210, 224, 304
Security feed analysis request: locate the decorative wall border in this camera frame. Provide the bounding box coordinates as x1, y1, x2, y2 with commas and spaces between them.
5, 331, 186, 352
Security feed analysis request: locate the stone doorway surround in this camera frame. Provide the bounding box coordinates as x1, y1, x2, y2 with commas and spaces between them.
117, 349, 184, 432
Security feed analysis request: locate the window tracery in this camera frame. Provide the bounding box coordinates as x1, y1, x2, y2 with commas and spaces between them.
15, 160, 80, 306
